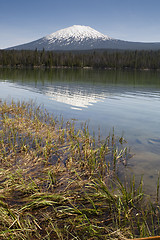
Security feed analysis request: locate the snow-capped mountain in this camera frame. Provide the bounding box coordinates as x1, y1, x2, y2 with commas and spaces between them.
7, 25, 160, 51
46, 25, 111, 42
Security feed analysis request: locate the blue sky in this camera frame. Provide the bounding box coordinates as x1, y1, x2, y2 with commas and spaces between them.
1, 0, 160, 49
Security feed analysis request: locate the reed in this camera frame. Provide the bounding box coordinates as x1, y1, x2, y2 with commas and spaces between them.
0, 100, 159, 239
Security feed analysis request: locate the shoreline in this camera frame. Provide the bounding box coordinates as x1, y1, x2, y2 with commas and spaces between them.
1, 65, 160, 71
0, 100, 160, 239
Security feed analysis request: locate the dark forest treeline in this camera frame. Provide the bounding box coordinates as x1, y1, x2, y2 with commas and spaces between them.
1, 49, 160, 69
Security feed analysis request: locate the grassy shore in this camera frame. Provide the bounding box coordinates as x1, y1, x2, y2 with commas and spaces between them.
0, 100, 160, 239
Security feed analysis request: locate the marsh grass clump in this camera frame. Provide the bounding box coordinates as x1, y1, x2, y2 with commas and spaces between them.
0, 100, 160, 239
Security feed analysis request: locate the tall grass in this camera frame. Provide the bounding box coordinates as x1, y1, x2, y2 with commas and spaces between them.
0, 100, 159, 239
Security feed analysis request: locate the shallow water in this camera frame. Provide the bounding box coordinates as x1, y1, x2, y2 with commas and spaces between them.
0, 68, 160, 192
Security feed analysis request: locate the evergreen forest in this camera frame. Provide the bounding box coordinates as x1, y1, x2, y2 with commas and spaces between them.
1, 49, 160, 69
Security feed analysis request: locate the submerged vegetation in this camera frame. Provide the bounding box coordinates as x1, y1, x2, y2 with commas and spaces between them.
1, 49, 160, 69
0, 100, 160, 239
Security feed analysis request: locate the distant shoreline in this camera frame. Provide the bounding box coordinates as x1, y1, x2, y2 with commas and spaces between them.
1, 49, 160, 70
1, 65, 160, 71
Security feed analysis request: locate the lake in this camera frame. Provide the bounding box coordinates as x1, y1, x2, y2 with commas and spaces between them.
0, 68, 160, 192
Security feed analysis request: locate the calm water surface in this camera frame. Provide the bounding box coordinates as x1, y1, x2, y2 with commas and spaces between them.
0, 68, 160, 191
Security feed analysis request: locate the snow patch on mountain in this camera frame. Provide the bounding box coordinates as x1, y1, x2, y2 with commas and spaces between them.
45, 25, 111, 43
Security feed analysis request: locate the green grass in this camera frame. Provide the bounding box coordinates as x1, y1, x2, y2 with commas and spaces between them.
0, 100, 159, 239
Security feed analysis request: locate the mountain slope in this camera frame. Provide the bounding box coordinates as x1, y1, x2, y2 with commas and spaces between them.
7, 25, 160, 51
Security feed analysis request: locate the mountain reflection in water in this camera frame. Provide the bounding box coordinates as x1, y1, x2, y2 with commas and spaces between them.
0, 68, 160, 193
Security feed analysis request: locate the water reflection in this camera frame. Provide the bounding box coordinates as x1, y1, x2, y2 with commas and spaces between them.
0, 68, 160, 192
1, 68, 160, 109
46, 87, 106, 110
